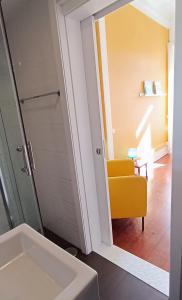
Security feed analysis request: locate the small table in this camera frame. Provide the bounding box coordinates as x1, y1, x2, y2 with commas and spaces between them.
134, 159, 148, 180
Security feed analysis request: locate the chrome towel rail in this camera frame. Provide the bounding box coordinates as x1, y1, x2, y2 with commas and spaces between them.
20, 90, 60, 104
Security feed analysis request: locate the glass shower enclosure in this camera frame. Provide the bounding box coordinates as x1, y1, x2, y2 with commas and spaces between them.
0, 7, 43, 234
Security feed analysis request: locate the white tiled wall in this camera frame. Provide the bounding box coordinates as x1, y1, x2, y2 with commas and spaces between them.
2, 0, 82, 247
22, 97, 80, 246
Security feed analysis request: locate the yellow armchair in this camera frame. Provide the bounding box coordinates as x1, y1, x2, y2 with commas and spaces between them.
107, 160, 147, 231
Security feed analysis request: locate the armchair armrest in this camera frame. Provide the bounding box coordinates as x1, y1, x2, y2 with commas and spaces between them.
108, 175, 147, 219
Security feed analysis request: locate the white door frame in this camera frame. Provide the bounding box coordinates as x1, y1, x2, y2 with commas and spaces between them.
54, 0, 132, 252
53, 0, 180, 299
168, 41, 175, 154
58, 12, 104, 250
81, 16, 113, 246
49, 0, 96, 254
97, 17, 115, 160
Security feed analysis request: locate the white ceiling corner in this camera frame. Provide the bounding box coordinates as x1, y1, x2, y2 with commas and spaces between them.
59, 0, 175, 30
131, 0, 175, 29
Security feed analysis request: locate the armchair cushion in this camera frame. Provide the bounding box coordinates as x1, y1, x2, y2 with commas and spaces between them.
108, 176, 147, 219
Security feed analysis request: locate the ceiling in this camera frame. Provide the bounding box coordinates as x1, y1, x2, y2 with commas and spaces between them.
58, 0, 175, 29
131, 0, 175, 29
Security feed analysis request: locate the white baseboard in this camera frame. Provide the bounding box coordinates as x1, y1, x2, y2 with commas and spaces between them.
152, 143, 169, 162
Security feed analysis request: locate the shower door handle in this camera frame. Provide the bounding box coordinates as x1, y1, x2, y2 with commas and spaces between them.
16, 145, 32, 176
27, 141, 36, 171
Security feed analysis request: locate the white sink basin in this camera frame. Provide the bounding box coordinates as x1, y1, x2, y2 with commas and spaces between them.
0, 224, 100, 300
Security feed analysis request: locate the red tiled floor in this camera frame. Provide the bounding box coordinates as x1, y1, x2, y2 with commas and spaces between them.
112, 155, 171, 271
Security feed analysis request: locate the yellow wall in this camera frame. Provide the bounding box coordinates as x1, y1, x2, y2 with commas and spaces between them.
97, 5, 169, 159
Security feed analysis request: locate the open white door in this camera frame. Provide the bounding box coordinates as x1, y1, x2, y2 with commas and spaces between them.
81, 16, 113, 246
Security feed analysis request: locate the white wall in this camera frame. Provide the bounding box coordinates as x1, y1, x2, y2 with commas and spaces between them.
2, 0, 82, 247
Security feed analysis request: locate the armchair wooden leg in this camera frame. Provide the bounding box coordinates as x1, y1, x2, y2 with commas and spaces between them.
142, 217, 144, 232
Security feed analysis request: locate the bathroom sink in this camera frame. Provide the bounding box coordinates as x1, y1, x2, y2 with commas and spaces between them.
0, 224, 99, 300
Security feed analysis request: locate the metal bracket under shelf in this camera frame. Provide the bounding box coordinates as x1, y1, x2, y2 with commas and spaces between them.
139, 92, 167, 97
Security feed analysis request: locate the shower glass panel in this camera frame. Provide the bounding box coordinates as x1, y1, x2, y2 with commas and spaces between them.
0, 181, 11, 235
0, 9, 43, 234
